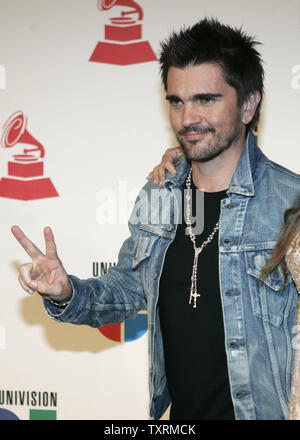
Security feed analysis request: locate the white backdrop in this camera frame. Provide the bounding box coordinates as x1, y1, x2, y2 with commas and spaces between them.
0, 0, 299, 420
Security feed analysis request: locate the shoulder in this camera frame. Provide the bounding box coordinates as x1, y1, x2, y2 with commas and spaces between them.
264, 157, 299, 182
258, 154, 300, 190
253, 155, 300, 213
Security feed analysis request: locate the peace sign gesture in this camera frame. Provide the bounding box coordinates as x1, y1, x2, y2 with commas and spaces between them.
11, 225, 72, 302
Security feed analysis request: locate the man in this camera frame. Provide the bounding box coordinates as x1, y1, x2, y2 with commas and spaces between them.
12, 18, 300, 420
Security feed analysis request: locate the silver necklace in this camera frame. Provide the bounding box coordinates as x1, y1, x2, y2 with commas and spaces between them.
185, 168, 220, 308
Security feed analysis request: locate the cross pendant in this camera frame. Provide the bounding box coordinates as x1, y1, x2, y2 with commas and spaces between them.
190, 291, 201, 308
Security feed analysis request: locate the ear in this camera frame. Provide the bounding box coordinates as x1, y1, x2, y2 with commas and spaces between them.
242, 91, 261, 125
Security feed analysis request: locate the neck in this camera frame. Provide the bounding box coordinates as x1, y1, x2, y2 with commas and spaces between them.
191, 134, 246, 192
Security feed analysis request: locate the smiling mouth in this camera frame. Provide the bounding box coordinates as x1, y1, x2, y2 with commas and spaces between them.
184, 131, 208, 138
183, 130, 213, 143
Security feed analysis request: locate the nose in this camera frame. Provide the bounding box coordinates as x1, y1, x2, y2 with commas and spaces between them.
182, 102, 203, 128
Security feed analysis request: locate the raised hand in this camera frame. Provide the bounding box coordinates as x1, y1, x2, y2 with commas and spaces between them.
146, 146, 184, 187
11, 225, 72, 302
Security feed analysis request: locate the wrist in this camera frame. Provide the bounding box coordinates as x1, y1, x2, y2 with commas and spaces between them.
48, 293, 72, 309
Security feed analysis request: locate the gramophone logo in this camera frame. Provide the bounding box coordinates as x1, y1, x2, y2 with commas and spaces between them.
0, 111, 58, 201
89, 0, 157, 65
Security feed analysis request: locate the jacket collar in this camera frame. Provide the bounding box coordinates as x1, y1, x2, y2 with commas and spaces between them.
227, 130, 264, 197
165, 131, 264, 197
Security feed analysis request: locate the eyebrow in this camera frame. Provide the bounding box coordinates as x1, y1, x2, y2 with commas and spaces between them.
165, 93, 223, 102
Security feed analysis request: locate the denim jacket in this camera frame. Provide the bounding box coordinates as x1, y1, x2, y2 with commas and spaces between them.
45, 132, 300, 420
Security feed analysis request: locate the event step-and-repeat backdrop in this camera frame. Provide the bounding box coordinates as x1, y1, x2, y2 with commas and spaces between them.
0, 0, 299, 420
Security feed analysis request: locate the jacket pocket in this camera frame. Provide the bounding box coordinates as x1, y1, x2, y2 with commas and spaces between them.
245, 250, 294, 327
132, 235, 157, 270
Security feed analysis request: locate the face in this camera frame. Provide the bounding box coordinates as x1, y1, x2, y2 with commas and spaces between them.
166, 63, 247, 162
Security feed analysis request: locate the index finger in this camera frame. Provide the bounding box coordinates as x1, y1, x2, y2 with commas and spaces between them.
11, 225, 44, 259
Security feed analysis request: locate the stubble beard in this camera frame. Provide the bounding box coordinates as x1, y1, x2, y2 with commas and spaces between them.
176, 118, 242, 163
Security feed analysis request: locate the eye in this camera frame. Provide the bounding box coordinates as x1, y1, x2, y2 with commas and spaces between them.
196, 96, 215, 104
169, 98, 183, 107
166, 95, 184, 108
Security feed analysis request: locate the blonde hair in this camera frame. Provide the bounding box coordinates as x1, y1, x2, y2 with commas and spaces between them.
261, 196, 300, 282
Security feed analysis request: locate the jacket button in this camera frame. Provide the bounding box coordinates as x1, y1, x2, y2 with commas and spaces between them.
153, 272, 158, 280
166, 224, 173, 231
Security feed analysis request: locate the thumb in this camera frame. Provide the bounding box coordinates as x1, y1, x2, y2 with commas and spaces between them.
30, 279, 59, 296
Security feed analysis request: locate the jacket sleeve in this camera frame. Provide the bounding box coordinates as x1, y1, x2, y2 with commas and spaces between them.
43, 198, 148, 327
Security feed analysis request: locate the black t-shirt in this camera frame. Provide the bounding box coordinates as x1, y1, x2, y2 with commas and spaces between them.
158, 176, 235, 420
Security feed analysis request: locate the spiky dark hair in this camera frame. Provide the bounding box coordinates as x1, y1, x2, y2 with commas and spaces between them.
159, 18, 264, 131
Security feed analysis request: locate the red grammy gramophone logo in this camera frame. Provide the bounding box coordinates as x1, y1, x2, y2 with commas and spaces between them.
89, 0, 157, 65
0, 111, 58, 201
